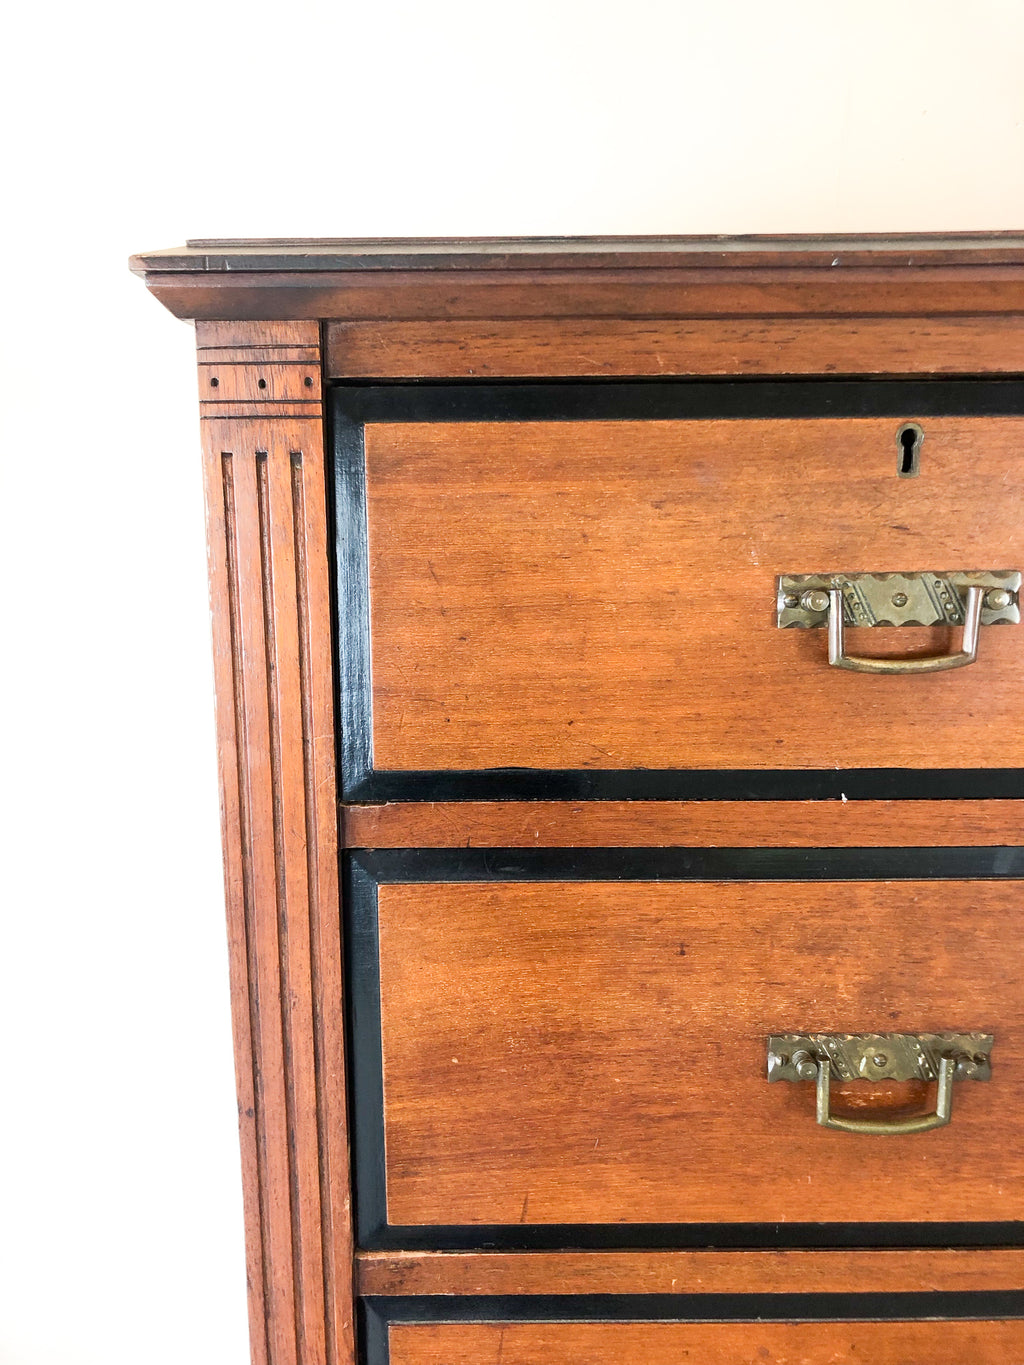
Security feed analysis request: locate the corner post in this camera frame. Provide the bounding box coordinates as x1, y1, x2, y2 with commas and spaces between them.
196, 320, 353, 1365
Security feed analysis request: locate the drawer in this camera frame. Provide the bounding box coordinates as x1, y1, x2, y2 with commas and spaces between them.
333, 382, 1024, 800
379, 1317, 1024, 1365
346, 849, 1024, 1244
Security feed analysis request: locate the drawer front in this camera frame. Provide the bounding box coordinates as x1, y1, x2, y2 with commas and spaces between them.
347, 851, 1024, 1240
334, 383, 1024, 799
384, 1319, 1024, 1365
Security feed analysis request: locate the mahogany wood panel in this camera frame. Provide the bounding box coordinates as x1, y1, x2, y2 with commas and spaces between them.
357, 1248, 1024, 1296
327, 315, 1024, 379
377, 880, 1024, 1226
198, 320, 353, 1365
365, 417, 1024, 772
388, 1320, 1024, 1365
342, 800, 1024, 849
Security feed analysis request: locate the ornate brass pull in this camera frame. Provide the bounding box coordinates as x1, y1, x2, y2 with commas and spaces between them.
767, 1032, 993, 1137
816, 1053, 954, 1134
828, 584, 983, 673
776, 571, 1019, 674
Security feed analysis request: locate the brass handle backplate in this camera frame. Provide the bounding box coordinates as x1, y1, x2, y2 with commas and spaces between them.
767, 1032, 993, 1137
776, 570, 1019, 675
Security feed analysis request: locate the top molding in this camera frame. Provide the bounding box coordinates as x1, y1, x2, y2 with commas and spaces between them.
130, 233, 1024, 322
133, 233, 1024, 273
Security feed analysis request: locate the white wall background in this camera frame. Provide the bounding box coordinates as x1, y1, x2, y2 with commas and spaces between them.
2, 2, 1023, 1361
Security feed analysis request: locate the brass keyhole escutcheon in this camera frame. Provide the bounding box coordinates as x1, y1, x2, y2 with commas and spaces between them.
897, 422, 923, 477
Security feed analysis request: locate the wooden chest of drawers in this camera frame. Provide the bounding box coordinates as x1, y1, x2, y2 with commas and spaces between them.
132, 235, 1024, 1364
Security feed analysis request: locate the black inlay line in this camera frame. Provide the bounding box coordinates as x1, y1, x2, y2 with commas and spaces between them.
197, 342, 320, 352
333, 404, 374, 789
333, 379, 1024, 423
364, 1292, 1024, 1326
360, 1294, 1024, 1365
360, 1299, 389, 1365
328, 379, 1024, 804
352, 846, 1024, 883
358, 1222, 1024, 1253
344, 859, 386, 1255
345, 848, 1024, 1254
344, 769, 1024, 803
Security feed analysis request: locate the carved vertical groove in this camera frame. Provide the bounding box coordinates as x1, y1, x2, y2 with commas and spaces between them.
197, 320, 353, 1365
222, 452, 274, 1365
255, 450, 306, 1364
290, 449, 338, 1365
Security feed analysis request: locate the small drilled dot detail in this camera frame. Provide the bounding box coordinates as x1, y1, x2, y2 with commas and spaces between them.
209, 377, 219, 387
257, 378, 267, 390
304, 376, 314, 387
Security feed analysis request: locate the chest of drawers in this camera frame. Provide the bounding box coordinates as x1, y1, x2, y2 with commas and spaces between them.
132, 235, 1024, 1364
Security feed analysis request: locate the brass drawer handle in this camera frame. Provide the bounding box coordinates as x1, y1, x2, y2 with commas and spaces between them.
767, 1032, 993, 1137
816, 1053, 954, 1134
828, 584, 982, 674
776, 571, 1019, 675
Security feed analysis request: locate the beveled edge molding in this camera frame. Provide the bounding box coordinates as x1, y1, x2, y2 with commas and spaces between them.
138, 270, 1024, 326
131, 236, 1024, 327
133, 232, 1024, 272
199, 319, 353, 1365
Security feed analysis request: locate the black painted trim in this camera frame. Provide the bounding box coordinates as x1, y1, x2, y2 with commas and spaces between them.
345, 847, 1024, 1253
345, 768, 1024, 803
366, 1292, 1024, 1324
334, 402, 374, 788
361, 1294, 1024, 1365
346, 857, 388, 1257
329, 378, 1024, 804
334, 378, 1024, 424
352, 846, 1024, 883
359, 1222, 1024, 1253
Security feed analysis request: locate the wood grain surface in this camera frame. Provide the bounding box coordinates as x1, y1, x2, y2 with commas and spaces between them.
387, 1320, 1024, 1365
131, 241, 1024, 324
198, 321, 353, 1365
357, 1248, 1024, 1296
342, 800, 1024, 848
327, 315, 1024, 378
364, 417, 1024, 772
377, 879, 1024, 1226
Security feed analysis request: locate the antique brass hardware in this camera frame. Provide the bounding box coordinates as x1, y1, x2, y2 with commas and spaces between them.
767, 1032, 993, 1135
896, 421, 924, 478
776, 571, 1020, 674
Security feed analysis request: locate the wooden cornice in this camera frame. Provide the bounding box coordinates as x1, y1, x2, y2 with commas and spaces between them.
130, 233, 1024, 322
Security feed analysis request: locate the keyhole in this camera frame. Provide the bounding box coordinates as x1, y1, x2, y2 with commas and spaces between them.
897, 422, 923, 477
